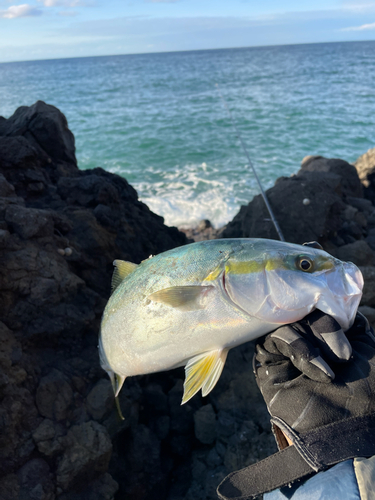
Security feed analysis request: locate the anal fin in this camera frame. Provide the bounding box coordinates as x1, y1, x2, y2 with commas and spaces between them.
182, 349, 229, 405
202, 349, 229, 397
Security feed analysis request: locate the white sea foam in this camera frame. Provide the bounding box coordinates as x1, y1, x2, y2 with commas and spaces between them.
133, 161, 260, 229
140, 190, 239, 229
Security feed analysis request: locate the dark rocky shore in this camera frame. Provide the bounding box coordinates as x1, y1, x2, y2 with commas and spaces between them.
1, 102, 375, 500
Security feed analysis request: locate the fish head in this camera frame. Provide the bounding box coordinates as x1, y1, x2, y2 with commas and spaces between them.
224, 240, 363, 331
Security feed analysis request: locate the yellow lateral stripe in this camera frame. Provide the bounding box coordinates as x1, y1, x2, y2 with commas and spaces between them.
226, 260, 263, 274
265, 258, 286, 271
225, 258, 286, 275
204, 266, 223, 282
205, 256, 334, 278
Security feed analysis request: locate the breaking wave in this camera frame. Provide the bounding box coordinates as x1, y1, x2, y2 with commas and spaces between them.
127, 161, 269, 229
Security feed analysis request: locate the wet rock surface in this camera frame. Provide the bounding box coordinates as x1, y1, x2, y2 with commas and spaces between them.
2, 101, 375, 500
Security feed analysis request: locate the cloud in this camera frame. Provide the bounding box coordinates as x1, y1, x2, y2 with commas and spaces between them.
45, 8, 375, 57
341, 21, 375, 29
56, 8, 373, 41
0, 4, 41, 18
38, 0, 82, 6
341, 1, 375, 12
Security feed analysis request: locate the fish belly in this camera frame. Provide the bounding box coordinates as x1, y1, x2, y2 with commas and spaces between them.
100, 288, 276, 378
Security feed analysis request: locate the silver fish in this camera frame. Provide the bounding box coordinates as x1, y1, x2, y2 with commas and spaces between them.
99, 238, 363, 406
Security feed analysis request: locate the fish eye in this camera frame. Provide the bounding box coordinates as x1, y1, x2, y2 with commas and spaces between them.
297, 256, 314, 272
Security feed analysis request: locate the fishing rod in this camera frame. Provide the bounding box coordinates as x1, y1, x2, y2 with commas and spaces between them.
215, 84, 285, 242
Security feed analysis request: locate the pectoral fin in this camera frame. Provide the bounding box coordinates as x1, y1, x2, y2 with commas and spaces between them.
148, 286, 214, 311
182, 349, 229, 404
111, 260, 138, 293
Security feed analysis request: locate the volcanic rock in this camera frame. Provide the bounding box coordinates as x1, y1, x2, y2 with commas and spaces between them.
17, 458, 55, 500
56, 421, 112, 491
358, 306, 375, 325
300, 155, 362, 197
336, 240, 375, 267
0, 102, 190, 500
224, 172, 340, 245
359, 267, 375, 307
0, 100, 76, 166
194, 404, 216, 444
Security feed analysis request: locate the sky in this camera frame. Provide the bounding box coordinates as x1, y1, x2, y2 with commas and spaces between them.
0, 0, 375, 63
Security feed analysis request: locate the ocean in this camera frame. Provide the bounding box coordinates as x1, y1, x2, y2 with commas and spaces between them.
0, 41, 374, 228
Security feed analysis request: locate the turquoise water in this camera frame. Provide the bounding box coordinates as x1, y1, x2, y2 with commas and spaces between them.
0, 41, 374, 228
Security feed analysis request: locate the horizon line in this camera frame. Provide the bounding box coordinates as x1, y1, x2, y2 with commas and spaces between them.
1, 38, 374, 66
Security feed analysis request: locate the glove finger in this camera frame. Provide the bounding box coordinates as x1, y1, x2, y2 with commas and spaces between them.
254, 344, 298, 386
267, 326, 335, 382
305, 310, 352, 362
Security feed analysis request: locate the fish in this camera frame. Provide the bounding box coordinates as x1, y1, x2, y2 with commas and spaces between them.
99, 238, 363, 408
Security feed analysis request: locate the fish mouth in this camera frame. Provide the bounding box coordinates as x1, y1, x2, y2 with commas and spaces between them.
316, 261, 363, 331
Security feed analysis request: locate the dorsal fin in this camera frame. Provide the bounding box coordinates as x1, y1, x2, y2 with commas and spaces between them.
111, 259, 138, 293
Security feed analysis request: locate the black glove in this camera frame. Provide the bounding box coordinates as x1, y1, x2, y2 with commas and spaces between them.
217, 312, 375, 500
262, 309, 352, 384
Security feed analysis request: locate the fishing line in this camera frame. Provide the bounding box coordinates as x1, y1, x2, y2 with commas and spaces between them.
215, 84, 285, 242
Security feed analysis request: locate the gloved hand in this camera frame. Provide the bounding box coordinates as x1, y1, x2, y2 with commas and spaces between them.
254, 311, 375, 449
217, 312, 375, 500
260, 309, 353, 384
